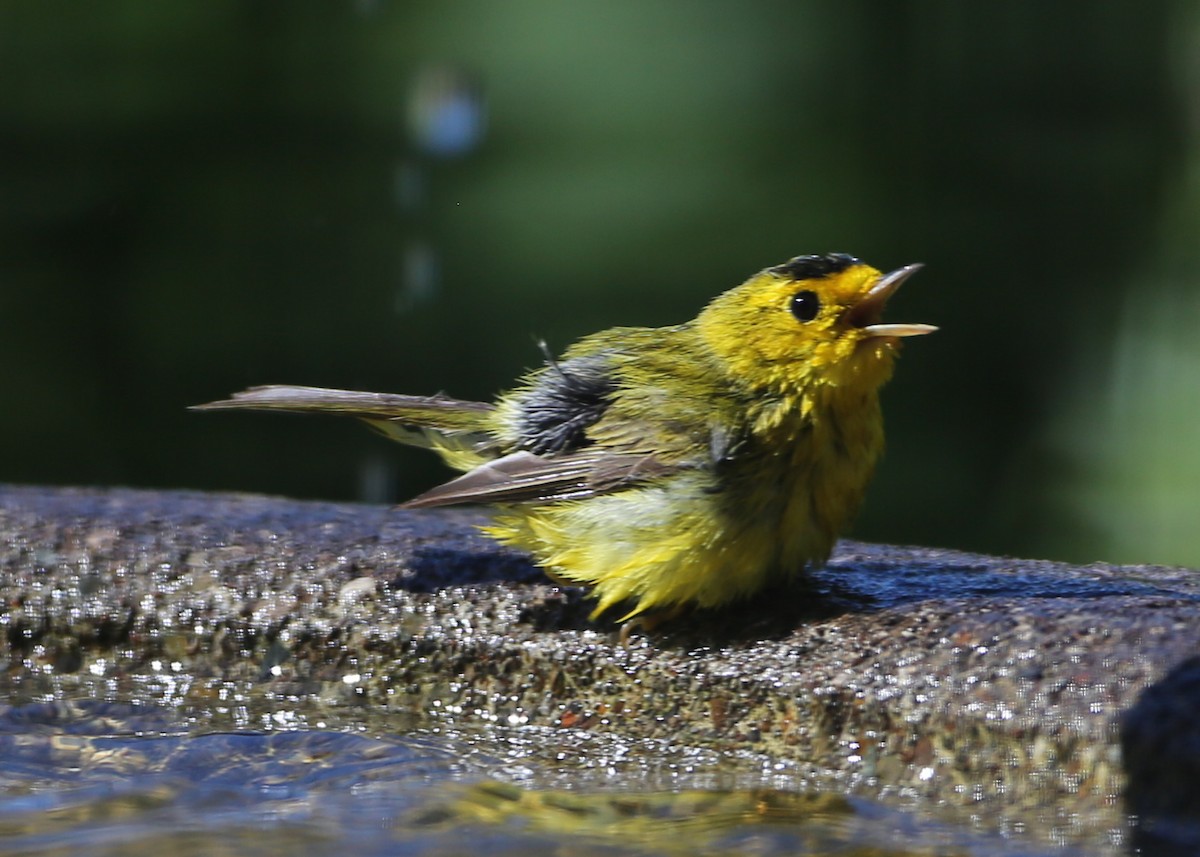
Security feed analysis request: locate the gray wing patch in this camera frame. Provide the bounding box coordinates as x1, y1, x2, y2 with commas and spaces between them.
515, 353, 616, 454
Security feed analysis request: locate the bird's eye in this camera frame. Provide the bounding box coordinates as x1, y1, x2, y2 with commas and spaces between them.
789, 290, 820, 322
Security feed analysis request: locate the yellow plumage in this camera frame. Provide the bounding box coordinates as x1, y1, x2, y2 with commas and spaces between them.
194, 253, 934, 621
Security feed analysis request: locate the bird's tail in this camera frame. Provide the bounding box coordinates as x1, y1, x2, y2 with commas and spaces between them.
191, 385, 499, 471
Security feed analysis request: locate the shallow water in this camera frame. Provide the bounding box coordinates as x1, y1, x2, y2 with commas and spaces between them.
0, 699, 1082, 857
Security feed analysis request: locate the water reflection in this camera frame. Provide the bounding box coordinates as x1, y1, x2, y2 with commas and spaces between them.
0, 700, 1085, 857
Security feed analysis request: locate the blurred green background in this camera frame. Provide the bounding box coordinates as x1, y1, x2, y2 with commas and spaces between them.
3, 1, 1198, 568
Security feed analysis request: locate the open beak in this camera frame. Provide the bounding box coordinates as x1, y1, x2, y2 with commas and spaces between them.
848, 263, 938, 338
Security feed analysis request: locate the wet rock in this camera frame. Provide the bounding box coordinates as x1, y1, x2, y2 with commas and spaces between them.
1121, 655, 1200, 855
2, 483, 1198, 853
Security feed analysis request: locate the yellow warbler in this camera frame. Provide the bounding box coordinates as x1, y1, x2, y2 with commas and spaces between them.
194, 253, 935, 620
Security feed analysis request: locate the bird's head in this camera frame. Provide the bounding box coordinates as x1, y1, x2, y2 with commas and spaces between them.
696, 253, 936, 397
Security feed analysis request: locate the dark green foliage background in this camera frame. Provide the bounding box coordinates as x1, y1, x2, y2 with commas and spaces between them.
2, 2, 1192, 565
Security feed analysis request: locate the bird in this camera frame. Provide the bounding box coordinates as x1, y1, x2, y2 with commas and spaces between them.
193, 253, 935, 621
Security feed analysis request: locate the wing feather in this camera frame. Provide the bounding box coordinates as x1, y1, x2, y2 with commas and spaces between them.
402, 449, 679, 508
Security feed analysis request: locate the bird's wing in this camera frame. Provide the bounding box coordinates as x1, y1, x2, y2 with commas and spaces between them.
407, 333, 732, 507
402, 449, 681, 508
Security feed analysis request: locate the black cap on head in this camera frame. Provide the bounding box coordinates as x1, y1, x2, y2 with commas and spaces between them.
768, 253, 860, 281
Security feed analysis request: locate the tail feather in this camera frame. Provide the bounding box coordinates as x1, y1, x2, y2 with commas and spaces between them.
192, 385, 498, 466
193, 384, 490, 420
